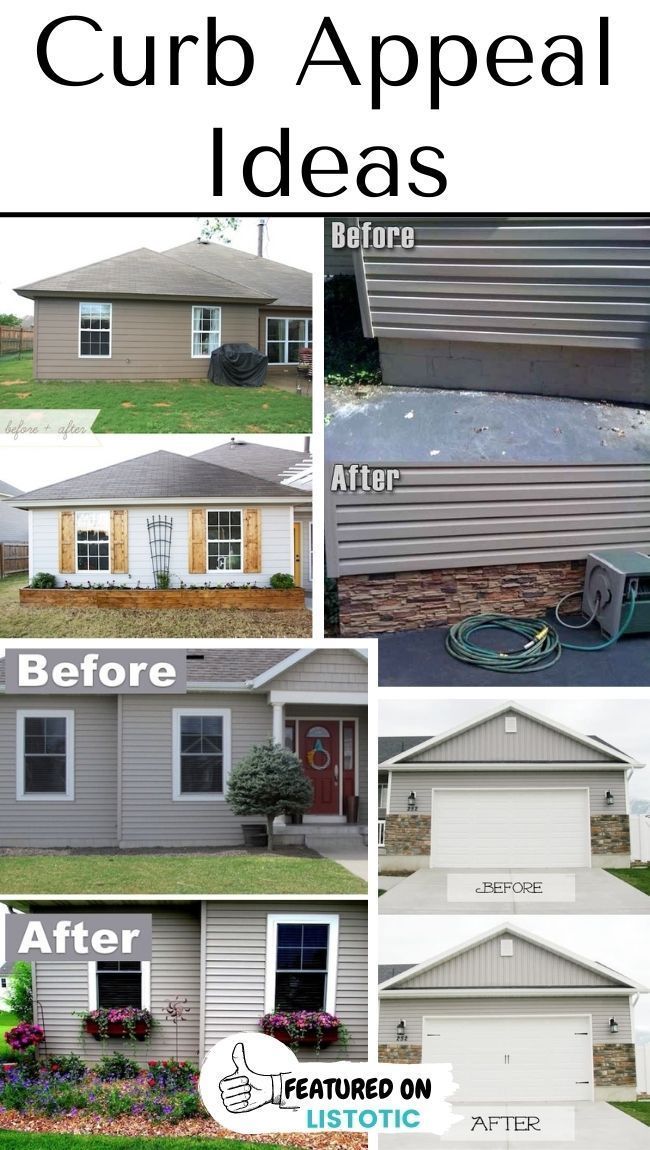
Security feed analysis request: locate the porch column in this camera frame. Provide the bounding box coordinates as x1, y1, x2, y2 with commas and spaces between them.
272, 703, 284, 746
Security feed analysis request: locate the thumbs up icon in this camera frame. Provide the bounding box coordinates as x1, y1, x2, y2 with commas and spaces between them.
219, 1042, 275, 1113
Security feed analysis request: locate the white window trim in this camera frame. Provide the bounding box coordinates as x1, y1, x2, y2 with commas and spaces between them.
88, 961, 151, 1010
206, 508, 243, 574
308, 521, 313, 582
191, 304, 222, 359
78, 301, 112, 359
75, 510, 112, 576
16, 710, 75, 801
172, 707, 231, 801
264, 912, 339, 1014
265, 316, 312, 365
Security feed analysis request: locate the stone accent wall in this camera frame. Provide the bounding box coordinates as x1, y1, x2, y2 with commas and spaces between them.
591, 814, 630, 855
384, 814, 431, 855
338, 560, 585, 636
379, 1043, 422, 1064
593, 1043, 637, 1087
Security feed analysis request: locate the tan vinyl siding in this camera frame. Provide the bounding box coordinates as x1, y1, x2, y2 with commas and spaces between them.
287, 704, 368, 823
388, 769, 628, 816
34, 906, 201, 1063
402, 713, 613, 763
361, 216, 650, 350
396, 936, 616, 990
272, 649, 367, 692
379, 996, 632, 1046
326, 463, 650, 577
34, 298, 260, 380
0, 696, 118, 846
118, 692, 273, 847
203, 900, 368, 1062
259, 306, 312, 378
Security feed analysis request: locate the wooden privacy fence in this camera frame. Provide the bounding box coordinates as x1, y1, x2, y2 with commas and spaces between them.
0, 542, 28, 578
630, 814, 650, 863
0, 326, 33, 357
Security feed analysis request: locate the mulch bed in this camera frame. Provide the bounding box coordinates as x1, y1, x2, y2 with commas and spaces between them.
0, 1113, 366, 1148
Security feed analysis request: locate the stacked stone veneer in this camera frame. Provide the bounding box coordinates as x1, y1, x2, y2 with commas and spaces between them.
384, 815, 431, 856
378, 1044, 422, 1064
338, 559, 585, 636
591, 814, 630, 855
593, 1043, 637, 1086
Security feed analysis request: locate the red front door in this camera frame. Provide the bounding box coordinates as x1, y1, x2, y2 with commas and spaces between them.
298, 721, 340, 815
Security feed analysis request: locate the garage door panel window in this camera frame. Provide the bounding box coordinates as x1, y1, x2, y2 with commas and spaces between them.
192, 306, 221, 358
79, 302, 111, 358
266, 318, 312, 364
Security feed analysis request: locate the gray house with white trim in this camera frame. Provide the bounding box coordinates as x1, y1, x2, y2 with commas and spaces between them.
379, 923, 645, 1102
21, 898, 367, 1065
379, 703, 642, 871
0, 648, 368, 849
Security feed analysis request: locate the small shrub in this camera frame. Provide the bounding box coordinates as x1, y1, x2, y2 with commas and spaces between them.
227, 740, 313, 851
270, 572, 295, 589
101, 1085, 137, 1117
5, 961, 33, 1021
96, 1051, 140, 1081
30, 572, 56, 589
142, 1088, 201, 1122
146, 1058, 197, 1091
155, 571, 171, 589
47, 1052, 86, 1082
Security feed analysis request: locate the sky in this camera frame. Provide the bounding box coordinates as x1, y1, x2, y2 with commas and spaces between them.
378, 914, 650, 1033
2, 433, 308, 491
0, 216, 320, 317
379, 697, 650, 800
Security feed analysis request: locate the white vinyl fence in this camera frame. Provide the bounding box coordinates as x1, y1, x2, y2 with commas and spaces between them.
636, 1045, 650, 1096
630, 815, 650, 863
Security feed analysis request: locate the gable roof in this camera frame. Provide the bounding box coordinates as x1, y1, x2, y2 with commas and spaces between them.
192, 440, 311, 488
248, 646, 368, 688
15, 247, 270, 304
384, 702, 639, 768
12, 451, 306, 506
379, 922, 645, 994
165, 242, 311, 309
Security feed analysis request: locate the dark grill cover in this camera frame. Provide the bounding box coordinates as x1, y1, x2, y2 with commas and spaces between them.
208, 343, 268, 388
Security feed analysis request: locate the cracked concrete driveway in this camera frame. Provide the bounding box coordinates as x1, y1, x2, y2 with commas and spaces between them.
379, 868, 650, 914
379, 1103, 650, 1148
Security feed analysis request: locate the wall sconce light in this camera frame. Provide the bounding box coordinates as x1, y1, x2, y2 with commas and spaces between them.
609, 1017, 619, 1034
396, 1019, 408, 1043
605, 790, 615, 806
407, 791, 418, 812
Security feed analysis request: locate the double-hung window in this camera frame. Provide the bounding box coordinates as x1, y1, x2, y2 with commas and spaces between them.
76, 510, 110, 572
17, 710, 74, 800
207, 510, 242, 571
88, 960, 150, 1009
79, 302, 111, 358
192, 306, 221, 357
266, 317, 312, 364
265, 913, 339, 1013
172, 708, 231, 800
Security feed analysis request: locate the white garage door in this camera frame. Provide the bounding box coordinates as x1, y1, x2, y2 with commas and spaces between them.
430, 788, 591, 868
422, 1015, 593, 1102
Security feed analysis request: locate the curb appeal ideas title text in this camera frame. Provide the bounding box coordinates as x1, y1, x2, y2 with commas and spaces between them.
36, 15, 610, 200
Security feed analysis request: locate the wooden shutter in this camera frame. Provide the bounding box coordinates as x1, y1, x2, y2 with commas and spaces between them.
243, 507, 262, 573
59, 510, 75, 574
188, 508, 206, 574
110, 509, 129, 573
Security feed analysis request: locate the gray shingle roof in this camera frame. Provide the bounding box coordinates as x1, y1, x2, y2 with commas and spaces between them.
379, 736, 431, 764
165, 242, 311, 309
15, 248, 270, 303
0, 649, 300, 686
13, 451, 299, 504
192, 440, 310, 485
378, 964, 414, 984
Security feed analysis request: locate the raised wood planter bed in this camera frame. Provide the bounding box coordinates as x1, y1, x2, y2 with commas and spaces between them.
20, 588, 305, 611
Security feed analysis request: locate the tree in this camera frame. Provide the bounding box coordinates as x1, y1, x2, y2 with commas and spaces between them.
6, 961, 33, 1021
0, 313, 21, 327
197, 217, 240, 244
226, 741, 313, 852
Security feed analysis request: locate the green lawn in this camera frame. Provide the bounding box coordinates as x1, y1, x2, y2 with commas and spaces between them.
0, 1136, 290, 1149
0, 1012, 19, 1058
0, 356, 310, 434
607, 867, 650, 896
0, 854, 366, 895
0, 575, 311, 639
611, 1101, 650, 1127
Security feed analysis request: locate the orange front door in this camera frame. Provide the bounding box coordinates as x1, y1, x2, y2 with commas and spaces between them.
298, 720, 340, 815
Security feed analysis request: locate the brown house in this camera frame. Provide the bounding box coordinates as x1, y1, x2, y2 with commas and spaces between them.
16, 240, 312, 381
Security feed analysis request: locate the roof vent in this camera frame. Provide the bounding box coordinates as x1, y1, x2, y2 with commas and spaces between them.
505, 716, 517, 733
500, 938, 514, 957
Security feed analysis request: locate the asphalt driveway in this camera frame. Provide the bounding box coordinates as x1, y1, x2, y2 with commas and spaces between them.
379, 1103, 650, 1148
379, 867, 650, 914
